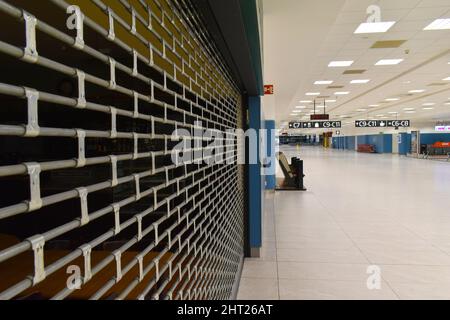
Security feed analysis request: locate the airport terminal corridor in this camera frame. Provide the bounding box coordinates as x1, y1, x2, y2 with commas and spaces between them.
238, 146, 450, 300
2, 0, 450, 307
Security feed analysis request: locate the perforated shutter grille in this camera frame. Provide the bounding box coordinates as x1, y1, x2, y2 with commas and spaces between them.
0, 0, 245, 300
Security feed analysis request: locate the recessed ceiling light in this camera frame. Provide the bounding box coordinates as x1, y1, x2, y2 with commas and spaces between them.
335, 91, 350, 95
409, 89, 426, 93
306, 92, 320, 96
424, 19, 450, 31
443, 77, 450, 81
423, 103, 436, 106
314, 80, 333, 85
385, 98, 400, 101
375, 59, 404, 66
354, 21, 396, 34
423, 107, 434, 110
328, 61, 354, 67
350, 79, 370, 84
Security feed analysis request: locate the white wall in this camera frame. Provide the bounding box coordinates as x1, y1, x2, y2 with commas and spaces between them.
262, 94, 276, 120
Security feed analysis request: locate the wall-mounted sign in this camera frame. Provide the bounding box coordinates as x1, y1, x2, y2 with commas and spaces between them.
264, 85, 274, 95
310, 114, 330, 120
355, 120, 410, 128
435, 121, 450, 132
435, 126, 450, 132
289, 121, 342, 129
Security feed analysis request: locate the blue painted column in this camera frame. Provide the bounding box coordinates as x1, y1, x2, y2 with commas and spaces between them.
248, 96, 263, 257
264, 120, 276, 190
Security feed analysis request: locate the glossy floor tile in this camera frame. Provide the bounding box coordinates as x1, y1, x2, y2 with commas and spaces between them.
237, 146, 450, 300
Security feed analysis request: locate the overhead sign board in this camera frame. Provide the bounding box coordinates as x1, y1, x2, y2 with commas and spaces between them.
289, 121, 341, 129
310, 114, 330, 120
355, 120, 410, 128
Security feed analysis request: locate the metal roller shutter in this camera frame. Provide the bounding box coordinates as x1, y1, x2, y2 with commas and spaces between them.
0, 0, 245, 300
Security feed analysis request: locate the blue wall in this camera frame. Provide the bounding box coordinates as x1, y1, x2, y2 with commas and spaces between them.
399, 133, 411, 155
264, 120, 276, 190
335, 133, 450, 155
346, 136, 356, 150
420, 133, 450, 145
248, 97, 262, 253
335, 134, 392, 153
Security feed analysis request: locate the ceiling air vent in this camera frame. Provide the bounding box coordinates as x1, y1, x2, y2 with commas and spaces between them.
343, 69, 366, 75
327, 86, 344, 89
371, 40, 407, 49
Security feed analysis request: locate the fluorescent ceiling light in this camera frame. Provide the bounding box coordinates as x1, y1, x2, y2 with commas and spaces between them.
423, 107, 434, 110
376, 114, 385, 117
423, 103, 435, 106
443, 77, 450, 81
357, 109, 367, 112
354, 21, 396, 34
328, 61, 354, 67
292, 110, 302, 113
424, 19, 450, 31
385, 98, 400, 101
405, 111, 416, 114
295, 106, 306, 109
445, 102, 450, 105
369, 104, 380, 107
314, 80, 333, 85
335, 91, 350, 95
305, 92, 320, 96
326, 99, 337, 103
375, 59, 404, 66
403, 108, 415, 111
388, 111, 399, 114
350, 79, 370, 84
409, 89, 425, 93
299, 100, 312, 103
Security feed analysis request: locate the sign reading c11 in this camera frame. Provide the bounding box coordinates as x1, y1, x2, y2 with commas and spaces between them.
289, 121, 342, 129
355, 120, 410, 128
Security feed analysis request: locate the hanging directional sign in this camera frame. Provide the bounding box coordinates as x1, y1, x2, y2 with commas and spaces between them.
355, 120, 410, 128
289, 121, 341, 129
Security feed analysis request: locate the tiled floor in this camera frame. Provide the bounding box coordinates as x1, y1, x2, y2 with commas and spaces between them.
237, 146, 450, 300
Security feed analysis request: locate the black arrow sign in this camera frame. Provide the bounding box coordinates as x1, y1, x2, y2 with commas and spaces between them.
355, 120, 410, 128
289, 121, 342, 129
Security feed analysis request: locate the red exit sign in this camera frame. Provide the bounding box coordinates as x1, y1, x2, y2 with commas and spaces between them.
264, 85, 274, 95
